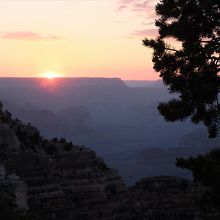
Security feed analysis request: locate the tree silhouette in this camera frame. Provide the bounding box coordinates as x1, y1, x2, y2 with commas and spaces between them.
176, 149, 220, 210
143, 0, 220, 137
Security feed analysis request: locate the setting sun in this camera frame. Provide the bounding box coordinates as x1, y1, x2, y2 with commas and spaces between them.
42, 72, 62, 79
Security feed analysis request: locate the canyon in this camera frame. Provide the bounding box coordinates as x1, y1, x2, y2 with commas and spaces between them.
0, 105, 219, 220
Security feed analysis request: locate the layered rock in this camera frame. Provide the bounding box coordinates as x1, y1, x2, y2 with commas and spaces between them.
103, 176, 196, 220
0, 116, 125, 219
0, 124, 20, 150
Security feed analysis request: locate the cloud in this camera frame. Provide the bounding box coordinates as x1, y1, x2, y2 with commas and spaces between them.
117, 0, 159, 39
118, 4, 127, 11
0, 31, 60, 41
129, 28, 158, 38
117, 0, 159, 24
117, 0, 158, 13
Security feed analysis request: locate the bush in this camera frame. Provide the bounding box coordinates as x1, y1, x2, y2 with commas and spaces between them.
63, 142, 72, 151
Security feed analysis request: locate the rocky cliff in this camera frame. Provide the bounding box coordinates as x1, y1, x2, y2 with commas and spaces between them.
0, 125, 125, 219
0, 106, 219, 220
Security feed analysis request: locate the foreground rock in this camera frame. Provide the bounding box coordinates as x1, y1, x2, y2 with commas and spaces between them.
0, 121, 125, 219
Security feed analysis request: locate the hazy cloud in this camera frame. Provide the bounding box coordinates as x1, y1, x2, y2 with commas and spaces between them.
0, 31, 60, 41
117, 0, 159, 39
117, 0, 159, 25
118, 5, 127, 11
129, 28, 158, 38
117, 0, 158, 13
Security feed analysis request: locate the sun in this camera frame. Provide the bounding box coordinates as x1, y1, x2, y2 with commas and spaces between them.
42, 72, 61, 79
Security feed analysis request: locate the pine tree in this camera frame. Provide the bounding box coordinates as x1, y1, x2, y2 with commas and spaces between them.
143, 0, 220, 137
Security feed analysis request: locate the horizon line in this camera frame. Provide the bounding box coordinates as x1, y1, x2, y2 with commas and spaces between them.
0, 76, 160, 81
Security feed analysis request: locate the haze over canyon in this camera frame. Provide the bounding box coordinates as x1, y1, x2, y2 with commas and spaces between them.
0, 77, 218, 185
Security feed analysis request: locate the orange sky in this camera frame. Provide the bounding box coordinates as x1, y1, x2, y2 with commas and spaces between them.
0, 0, 160, 80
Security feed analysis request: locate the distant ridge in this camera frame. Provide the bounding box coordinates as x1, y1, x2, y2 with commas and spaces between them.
0, 77, 126, 88
124, 80, 164, 88
0, 77, 166, 88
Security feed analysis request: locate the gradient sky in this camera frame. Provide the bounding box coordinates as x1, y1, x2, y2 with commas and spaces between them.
0, 0, 160, 80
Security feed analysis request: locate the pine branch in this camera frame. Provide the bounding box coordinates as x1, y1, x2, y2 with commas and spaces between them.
164, 47, 179, 52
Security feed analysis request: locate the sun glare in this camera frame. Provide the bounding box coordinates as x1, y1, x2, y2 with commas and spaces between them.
42, 72, 61, 79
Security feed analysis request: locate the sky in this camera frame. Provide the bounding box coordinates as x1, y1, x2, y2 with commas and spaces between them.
0, 0, 160, 80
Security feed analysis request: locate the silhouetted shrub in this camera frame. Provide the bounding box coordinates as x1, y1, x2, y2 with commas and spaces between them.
176, 149, 220, 208
44, 144, 58, 155
60, 138, 66, 144
63, 142, 72, 151
52, 138, 58, 143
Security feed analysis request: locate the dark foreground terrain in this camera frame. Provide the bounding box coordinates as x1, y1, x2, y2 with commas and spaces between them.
0, 106, 219, 219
